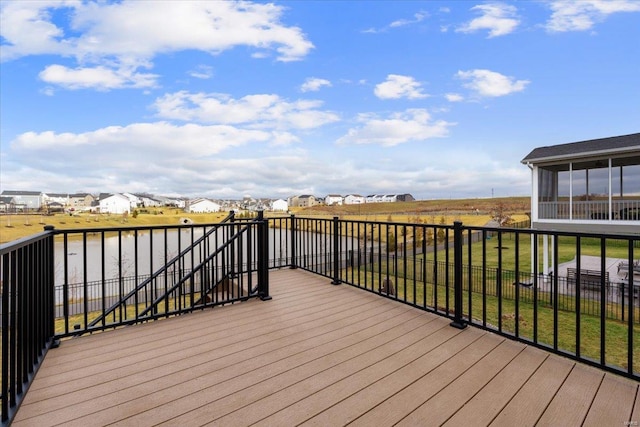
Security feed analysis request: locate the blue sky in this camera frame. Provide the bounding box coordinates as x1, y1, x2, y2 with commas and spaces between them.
1, 0, 639, 200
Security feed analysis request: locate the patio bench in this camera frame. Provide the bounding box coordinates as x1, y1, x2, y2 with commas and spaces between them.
617, 260, 640, 279
567, 268, 610, 290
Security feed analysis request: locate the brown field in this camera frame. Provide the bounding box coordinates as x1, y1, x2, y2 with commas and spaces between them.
0, 196, 530, 244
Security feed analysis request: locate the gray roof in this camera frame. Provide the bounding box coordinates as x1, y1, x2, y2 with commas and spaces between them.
521, 133, 640, 164
1, 190, 42, 196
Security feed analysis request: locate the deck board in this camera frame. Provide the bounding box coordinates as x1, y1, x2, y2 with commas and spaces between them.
12, 268, 640, 427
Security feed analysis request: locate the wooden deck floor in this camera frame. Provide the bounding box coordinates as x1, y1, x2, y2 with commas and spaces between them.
14, 269, 640, 426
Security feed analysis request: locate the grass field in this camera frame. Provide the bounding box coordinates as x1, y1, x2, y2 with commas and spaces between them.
0, 210, 230, 244
1, 196, 530, 244
344, 267, 639, 371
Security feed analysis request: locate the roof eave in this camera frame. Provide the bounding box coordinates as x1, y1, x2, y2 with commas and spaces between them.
521, 146, 640, 165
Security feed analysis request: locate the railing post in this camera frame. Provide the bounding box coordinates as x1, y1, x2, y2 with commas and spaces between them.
450, 221, 467, 329
43, 225, 60, 348
290, 214, 297, 269
256, 211, 272, 301
331, 216, 341, 285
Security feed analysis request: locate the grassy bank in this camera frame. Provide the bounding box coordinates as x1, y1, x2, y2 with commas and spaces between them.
0, 210, 229, 244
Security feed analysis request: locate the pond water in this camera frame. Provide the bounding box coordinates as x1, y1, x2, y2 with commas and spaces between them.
53, 227, 356, 301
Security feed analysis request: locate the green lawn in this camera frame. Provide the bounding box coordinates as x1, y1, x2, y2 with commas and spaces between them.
342, 264, 639, 373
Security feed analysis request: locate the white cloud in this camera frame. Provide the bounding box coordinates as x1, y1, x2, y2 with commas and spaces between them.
152, 91, 340, 131
374, 75, 429, 100
456, 69, 529, 97
1, 1, 313, 89
12, 122, 271, 156
390, 12, 429, 28
445, 93, 464, 102
546, 0, 640, 32
457, 3, 520, 37
300, 77, 332, 92
39, 64, 158, 90
188, 65, 214, 80
337, 109, 453, 146
362, 11, 428, 33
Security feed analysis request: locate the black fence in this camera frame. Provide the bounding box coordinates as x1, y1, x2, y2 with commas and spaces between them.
265, 216, 639, 381
1, 213, 639, 424
0, 212, 270, 424
0, 229, 55, 425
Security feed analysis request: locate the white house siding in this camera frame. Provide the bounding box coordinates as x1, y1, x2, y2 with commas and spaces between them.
325, 195, 344, 206
344, 195, 365, 204
188, 199, 221, 213
272, 199, 289, 211
99, 194, 131, 214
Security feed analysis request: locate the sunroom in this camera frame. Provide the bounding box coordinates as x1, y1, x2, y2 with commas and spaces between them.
522, 132, 640, 235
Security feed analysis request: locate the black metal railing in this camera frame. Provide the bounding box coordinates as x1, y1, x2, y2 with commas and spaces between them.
1, 212, 639, 423
265, 215, 639, 380
0, 228, 55, 425
0, 211, 270, 424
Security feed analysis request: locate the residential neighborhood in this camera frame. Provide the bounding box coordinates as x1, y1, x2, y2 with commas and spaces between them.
0, 190, 416, 214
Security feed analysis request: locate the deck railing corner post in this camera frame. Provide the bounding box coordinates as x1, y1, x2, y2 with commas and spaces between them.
256, 210, 272, 301
450, 221, 467, 329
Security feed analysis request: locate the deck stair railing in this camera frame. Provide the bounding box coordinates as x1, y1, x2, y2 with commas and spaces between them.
84, 211, 237, 332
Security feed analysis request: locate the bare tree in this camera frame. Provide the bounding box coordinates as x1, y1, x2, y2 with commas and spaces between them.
491, 202, 513, 227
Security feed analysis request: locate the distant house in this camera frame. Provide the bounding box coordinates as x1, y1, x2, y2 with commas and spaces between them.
99, 194, 131, 214
44, 193, 69, 206
187, 198, 221, 213
137, 195, 162, 208
47, 202, 65, 213
0, 190, 43, 210
297, 195, 318, 207
396, 193, 415, 202
288, 195, 319, 208
365, 193, 414, 203
0, 196, 15, 212
344, 194, 365, 205
69, 193, 95, 209
122, 193, 141, 210
325, 195, 344, 206
272, 199, 289, 212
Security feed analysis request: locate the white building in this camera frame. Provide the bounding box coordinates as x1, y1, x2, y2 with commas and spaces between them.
325, 195, 344, 206
44, 193, 69, 206
138, 195, 162, 208
344, 194, 365, 205
99, 194, 131, 214
122, 193, 141, 209
187, 198, 221, 213
272, 199, 289, 212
